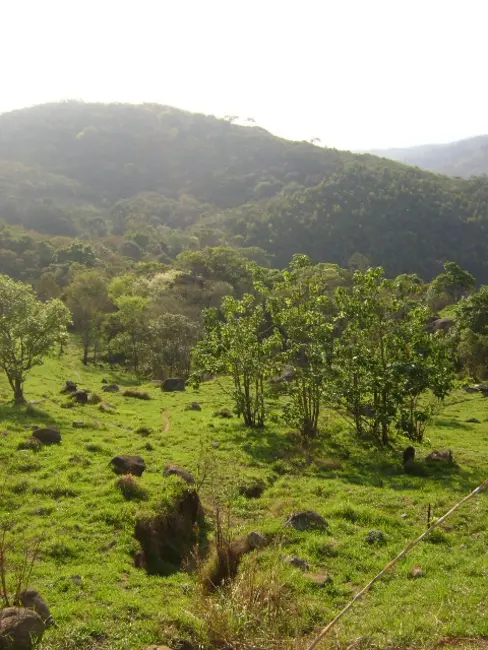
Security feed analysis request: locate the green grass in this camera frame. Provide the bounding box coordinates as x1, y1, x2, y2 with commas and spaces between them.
0, 343, 487, 650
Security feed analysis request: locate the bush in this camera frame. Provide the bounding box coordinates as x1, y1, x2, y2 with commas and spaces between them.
116, 475, 148, 501
121, 389, 151, 400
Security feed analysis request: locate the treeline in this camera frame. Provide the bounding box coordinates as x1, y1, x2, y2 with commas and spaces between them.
3, 102, 488, 280
193, 257, 471, 446
1, 250, 488, 443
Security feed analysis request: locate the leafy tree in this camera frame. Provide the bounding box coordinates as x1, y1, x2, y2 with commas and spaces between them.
65, 270, 111, 365
36, 272, 61, 301
335, 268, 452, 444
267, 255, 335, 440
428, 261, 475, 310
146, 313, 199, 378
455, 286, 488, 377
193, 294, 278, 427
109, 295, 149, 372
0, 275, 71, 403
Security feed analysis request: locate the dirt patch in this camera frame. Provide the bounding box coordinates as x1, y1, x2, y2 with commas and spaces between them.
437, 638, 488, 649
161, 408, 170, 433
134, 488, 205, 575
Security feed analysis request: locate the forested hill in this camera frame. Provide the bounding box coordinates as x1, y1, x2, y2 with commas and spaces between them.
2, 101, 488, 280
370, 135, 488, 179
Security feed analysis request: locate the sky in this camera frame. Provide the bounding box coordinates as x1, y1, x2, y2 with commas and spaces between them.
2, 0, 487, 150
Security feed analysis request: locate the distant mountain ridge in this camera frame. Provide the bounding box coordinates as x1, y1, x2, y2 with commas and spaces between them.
2, 102, 488, 281
369, 135, 488, 178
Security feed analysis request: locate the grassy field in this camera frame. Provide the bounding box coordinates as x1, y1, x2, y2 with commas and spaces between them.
0, 342, 487, 650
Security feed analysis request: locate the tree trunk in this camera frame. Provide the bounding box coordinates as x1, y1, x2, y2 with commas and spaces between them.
83, 344, 89, 366
14, 378, 25, 405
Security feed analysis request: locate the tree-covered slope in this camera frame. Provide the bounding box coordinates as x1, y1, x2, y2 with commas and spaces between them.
370, 134, 488, 179
2, 101, 488, 280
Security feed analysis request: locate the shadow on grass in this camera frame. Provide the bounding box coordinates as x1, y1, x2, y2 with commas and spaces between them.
434, 418, 472, 431
0, 401, 58, 428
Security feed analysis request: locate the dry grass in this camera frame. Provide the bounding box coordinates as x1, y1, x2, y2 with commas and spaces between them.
195, 555, 302, 650
115, 475, 148, 501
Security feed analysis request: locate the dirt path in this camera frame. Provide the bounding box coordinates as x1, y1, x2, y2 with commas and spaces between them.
161, 408, 170, 433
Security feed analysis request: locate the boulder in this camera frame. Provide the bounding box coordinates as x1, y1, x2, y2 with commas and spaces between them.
32, 428, 61, 445
162, 378, 185, 392
282, 554, 309, 570
425, 449, 453, 463
0, 607, 45, 650
60, 380, 77, 394
432, 317, 455, 332
71, 390, 88, 404
466, 417, 481, 423
286, 510, 328, 531
102, 384, 120, 393
19, 590, 53, 626
246, 531, 267, 548
238, 480, 265, 499
184, 402, 201, 411
110, 455, 146, 477
365, 529, 386, 545
163, 464, 195, 485
72, 421, 89, 428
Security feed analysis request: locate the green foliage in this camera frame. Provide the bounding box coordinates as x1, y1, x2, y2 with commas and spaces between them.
267, 255, 335, 440
65, 270, 112, 365
193, 295, 279, 427
2, 102, 488, 282
428, 261, 475, 309
0, 275, 71, 403
335, 268, 453, 443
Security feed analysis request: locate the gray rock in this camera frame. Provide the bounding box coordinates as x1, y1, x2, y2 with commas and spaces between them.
161, 377, 185, 392
60, 380, 77, 394
102, 384, 120, 393
70, 390, 88, 403
425, 449, 453, 463
239, 480, 265, 499
365, 529, 385, 545
72, 420, 89, 428
19, 589, 53, 626
185, 402, 201, 411
32, 428, 61, 445
110, 455, 146, 477
0, 607, 45, 649
247, 531, 268, 549
286, 510, 328, 531
163, 464, 195, 484
282, 554, 309, 570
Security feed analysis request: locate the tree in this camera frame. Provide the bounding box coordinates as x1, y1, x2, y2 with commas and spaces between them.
335, 268, 452, 444
0, 275, 71, 403
109, 295, 149, 372
146, 313, 199, 379
267, 255, 335, 441
428, 261, 475, 310
455, 285, 488, 378
193, 295, 278, 427
65, 270, 111, 365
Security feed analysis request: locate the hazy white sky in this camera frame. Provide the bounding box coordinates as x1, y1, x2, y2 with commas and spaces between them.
2, 0, 487, 150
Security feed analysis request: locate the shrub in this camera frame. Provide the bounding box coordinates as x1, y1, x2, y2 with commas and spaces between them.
116, 475, 148, 501
122, 389, 151, 400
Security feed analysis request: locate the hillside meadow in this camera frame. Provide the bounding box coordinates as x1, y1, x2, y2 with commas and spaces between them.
0, 342, 487, 650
